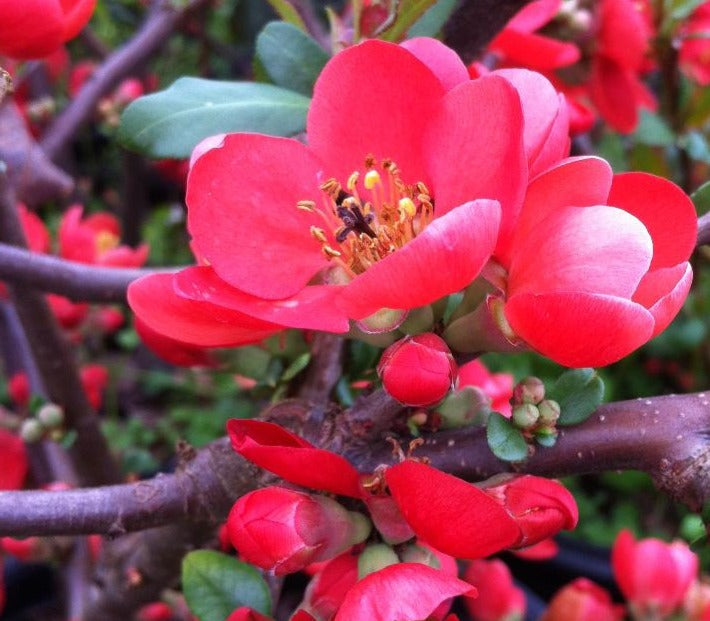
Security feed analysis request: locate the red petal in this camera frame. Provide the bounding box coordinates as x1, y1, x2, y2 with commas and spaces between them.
589, 57, 640, 133
493, 69, 570, 176
385, 461, 519, 558
17, 205, 51, 254
174, 266, 349, 333
339, 200, 500, 319
61, 0, 97, 42
186, 134, 328, 299
633, 263, 693, 337
308, 39, 446, 186
0, 428, 27, 490
134, 318, 215, 367
505, 292, 654, 367
334, 563, 476, 621
400, 38, 469, 91
607, 173, 697, 270
506, 0, 561, 32
227, 420, 361, 498
226, 608, 272, 621
501, 157, 613, 265
128, 273, 281, 347
492, 30, 580, 70
508, 205, 653, 299
0, 0, 64, 59
424, 76, 526, 252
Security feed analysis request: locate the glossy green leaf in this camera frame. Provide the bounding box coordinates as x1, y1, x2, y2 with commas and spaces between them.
256, 21, 329, 96
119, 78, 310, 158
692, 179, 710, 215
633, 111, 675, 147
264, 0, 307, 31
486, 412, 528, 462
182, 551, 271, 621
407, 0, 457, 38
549, 368, 604, 426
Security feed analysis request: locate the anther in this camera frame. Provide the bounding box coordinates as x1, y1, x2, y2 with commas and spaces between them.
364, 170, 381, 190
347, 171, 359, 192
322, 245, 342, 259
297, 200, 316, 211
415, 182, 431, 196
310, 226, 328, 243
398, 197, 416, 218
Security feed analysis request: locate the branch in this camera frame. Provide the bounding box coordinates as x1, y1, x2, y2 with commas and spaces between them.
697, 211, 710, 247
0, 173, 120, 485
0, 243, 160, 303
3, 391, 710, 538
41, 0, 211, 161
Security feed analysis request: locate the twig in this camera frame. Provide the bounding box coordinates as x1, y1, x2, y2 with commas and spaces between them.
0, 243, 161, 303
41, 0, 212, 161
0, 172, 120, 485
698, 212, 710, 246
297, 333, 345, 405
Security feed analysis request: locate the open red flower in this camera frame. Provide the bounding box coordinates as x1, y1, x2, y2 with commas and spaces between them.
130, 38, 579, 353
541, 578, 624, 621
493, 159, 695, 367
0, 0, 96, 60
680, 2, 710, 85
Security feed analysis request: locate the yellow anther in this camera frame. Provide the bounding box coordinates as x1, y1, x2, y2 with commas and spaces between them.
322, 245, 342, 259
417, 193, 433, 208
364, 170, 381, 190
347, 171, 359, 192
320, 178, 341, 196
415, 181, 431, 196
310, 226, 328, 243
398, 197, 416, 218
297, 200, 316, 211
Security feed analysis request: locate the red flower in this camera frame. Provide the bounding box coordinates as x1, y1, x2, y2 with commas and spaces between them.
463, 559, 526, 621
457, 359, 513, 416
80, 364, 109, 410
489, 0, 580, 71
0, 0, 96, 60
680, 3, 710, 85
377, 333, 457, 406
495, 160, 695, 367
540, 578, 624, 621
298, 551, 360, 620
612, 529, 698, 617
17, 204, 50, 253
333, 563, 476, 621
130, 38, 574, 352
59, 205, 148, 267
226, 486, 369, 576
8, 372, 30, 409
0, 428, 27, 491
385, 461, 577, 558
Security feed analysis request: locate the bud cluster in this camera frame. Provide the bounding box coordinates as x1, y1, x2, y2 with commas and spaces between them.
20, 402, 65, 444
510, 377, 561, 446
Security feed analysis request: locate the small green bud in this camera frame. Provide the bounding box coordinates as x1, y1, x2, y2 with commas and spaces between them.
37, 403, 64, 429
20, 419, 44, 443
512, 403, 540, 429
399, 544, 441, 569
538, 399, 561, 424
358, 544, 400, 579
513, 377, 545, 404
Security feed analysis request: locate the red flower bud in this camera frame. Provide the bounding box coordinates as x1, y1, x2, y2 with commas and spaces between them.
377, 333, 457, 406
612, 529, 698, 617
8, 372, 30, 408
227, 487, 370, 576
226, 608, 272, 621
0, 428, 28, 491
136, 602, 173, 621
540, 578, 623, 621
463, 559, 526, 621
481, 474, 578, 548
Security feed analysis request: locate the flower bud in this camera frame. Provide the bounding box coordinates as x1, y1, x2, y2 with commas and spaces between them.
481, 474, 578, 548
227, 487, 370, 576
399, 543, 440, 569
512, 403, 540, 429
538, 399, 561, 424
513, 377, 545, 405
463, 559, 526, 621
20, 419, 44, 443
540, 578, 623, 621
37, 403, 64, 429
436, 386, 490, 429
377, 333, 457, 407
357, 544, 400, 579
611, 530, 698, 617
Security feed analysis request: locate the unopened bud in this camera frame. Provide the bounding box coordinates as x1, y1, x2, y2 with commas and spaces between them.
20, 419, 44, 443
512, 403, 540, 429
437, 386, 490, 429
513, 377, 545, 405
37, 403, 64, 429
357, 543, 400, 579
377, 333, 457, 407
538, 399, 561, 424
399, 544, 440, 569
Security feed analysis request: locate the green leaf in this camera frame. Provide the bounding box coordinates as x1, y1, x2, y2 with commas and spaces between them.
549, 368, 604, 426
119, 78, 310, 158
380, 0, 440, 42
486, 412, 528, 462
670, 0, 707, 20
256, 21, 329, 96
281, 351, 312, 381
264, 0, 307, 31
407, 0, 457, 37
692, 179, 710, 215
182, 551, 271, 621
633, 110, 675, 147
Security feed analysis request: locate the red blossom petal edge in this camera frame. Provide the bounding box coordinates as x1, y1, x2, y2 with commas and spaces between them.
227, 420, 361, 498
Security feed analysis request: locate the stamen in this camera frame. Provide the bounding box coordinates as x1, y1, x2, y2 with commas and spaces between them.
310, 226, 328, 243
297, 200, 316, 211
364, 170, 381, 190
347, 171, 359, 193
322, 245, 342, 258
398, 197, 416, 218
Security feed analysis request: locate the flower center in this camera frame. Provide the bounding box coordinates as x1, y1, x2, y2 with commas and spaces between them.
298, 156, 434, 277
95, 230, 119, 256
